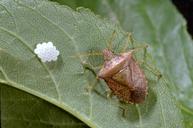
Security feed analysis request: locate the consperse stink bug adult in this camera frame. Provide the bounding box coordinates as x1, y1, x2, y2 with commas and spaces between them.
98, 48, 148, 103
72, 32, 161, 104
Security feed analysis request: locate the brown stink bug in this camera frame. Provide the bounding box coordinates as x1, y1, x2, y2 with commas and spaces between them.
72, 32, 161, 104
98, 48, 148, 104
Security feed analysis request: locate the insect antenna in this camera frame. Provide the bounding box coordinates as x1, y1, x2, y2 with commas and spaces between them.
129, 44, 148, 53
69, 51, 102, 58
121, 32, 134, 52
107, 30, 116, 51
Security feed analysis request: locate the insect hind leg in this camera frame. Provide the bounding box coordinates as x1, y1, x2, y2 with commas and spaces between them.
81, 61, 102, 94
142, 62, 162, 80
84, 76, 100, 94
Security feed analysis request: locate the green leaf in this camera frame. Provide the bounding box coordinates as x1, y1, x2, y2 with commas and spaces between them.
1, 84, 88, 128
0, 0, 184, 127
52, 0, 193, 127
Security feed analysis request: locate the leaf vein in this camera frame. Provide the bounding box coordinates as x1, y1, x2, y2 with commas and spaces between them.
0, 26, 61, 101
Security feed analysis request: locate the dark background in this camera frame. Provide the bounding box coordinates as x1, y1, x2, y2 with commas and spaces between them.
172, 0, 193, 37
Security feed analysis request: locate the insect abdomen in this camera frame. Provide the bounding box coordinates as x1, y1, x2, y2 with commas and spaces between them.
105, 79, 131, 103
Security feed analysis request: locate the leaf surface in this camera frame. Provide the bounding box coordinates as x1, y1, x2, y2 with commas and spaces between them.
0, 0, 183, 127
1, 84, 88, 128
53, 0, 193, 127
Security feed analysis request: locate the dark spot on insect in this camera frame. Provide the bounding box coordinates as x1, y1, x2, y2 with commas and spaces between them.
98, 49, 148, 104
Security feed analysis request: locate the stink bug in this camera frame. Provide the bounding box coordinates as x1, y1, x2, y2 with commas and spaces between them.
72, 32, 161, 104
98, 48, 148, 104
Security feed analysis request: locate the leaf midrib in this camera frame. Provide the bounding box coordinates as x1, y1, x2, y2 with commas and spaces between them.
0, 76, 96, 128
1, 117, 86, 126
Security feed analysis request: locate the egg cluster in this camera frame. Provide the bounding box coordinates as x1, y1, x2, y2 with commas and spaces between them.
34, 42, 60, 62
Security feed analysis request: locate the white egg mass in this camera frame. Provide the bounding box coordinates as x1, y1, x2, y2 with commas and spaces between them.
34, 42, 60, 62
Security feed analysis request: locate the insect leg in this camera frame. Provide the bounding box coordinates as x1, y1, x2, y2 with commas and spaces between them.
121, 32, 147, 52
85, 76, 100, 94
118, 101, 129, 117
119, 106, 129, 117
130, 44, 149, 53
121, 33, 148, 61
122, 106, 129, 117
81, 61, 102, 93
69, 51, 103, 71
140, 61, 162, 80
145, 63, 162, 80
106, 90, 113, 99
81, 61, 103, 75
127, 39, 161, 80
129, 32, 134, 49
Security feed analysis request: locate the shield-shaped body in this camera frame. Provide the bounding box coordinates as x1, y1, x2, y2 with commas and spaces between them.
98, 49, 148, 103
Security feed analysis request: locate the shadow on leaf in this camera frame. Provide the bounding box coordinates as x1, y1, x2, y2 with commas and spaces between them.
119, 87, 157, 122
